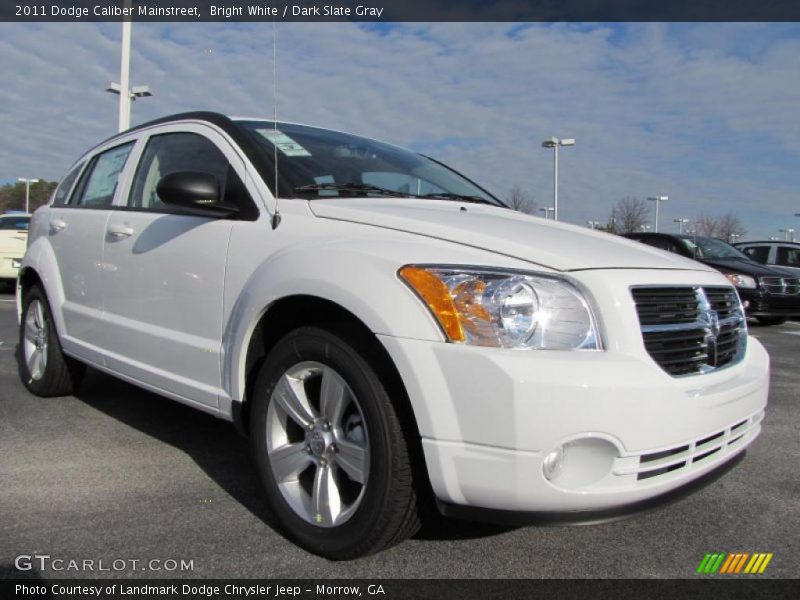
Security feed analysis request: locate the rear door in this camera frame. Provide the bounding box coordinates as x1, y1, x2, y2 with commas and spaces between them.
100, 124, 255, 410
46, 141, 136, 364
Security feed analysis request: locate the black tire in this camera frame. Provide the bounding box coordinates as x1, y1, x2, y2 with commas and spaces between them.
755, 316, 787, 326
18, 285, 85, 397
250, 326, 421, 559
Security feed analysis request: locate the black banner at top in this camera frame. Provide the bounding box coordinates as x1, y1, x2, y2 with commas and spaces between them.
3, 0, 800, 23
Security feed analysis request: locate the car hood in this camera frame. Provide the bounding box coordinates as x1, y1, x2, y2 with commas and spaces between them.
0, 230, 28, 250
308, 198, 714, 272
702, 257, 797, 278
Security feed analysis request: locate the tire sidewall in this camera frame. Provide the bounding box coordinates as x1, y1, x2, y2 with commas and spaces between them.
19, 287, 60, 394
250, 327, 400, 558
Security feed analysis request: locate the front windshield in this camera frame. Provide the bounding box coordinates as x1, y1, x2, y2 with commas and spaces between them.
236, 120, 502, 205
679, 236, 751, 260
0, 216, 30, 230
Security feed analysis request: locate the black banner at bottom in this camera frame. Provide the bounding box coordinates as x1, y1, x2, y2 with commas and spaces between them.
1, 579, 798, 600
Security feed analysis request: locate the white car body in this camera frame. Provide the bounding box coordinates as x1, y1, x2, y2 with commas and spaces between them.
0, 214, 30, 282
18, 113, 768, 554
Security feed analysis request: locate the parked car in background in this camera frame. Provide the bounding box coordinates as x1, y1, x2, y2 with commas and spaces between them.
624, 232, 800, 326
0, 213, 31, 287
735, 241, 800, 277
17, 112, 769, 558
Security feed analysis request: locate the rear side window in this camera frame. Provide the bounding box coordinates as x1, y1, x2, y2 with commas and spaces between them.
776, 246, 800, 268
52, 162, 84, 206
742, 246, 770, 264
72, 143, 134, 207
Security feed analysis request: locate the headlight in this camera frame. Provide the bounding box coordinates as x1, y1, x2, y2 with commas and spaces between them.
724, 273, 757, 289
399, 265, 601, 350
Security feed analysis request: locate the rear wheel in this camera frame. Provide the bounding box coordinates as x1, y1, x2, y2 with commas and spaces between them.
755, 316, 787, 326
250, 326, 421, 559
19, 285, 85, 396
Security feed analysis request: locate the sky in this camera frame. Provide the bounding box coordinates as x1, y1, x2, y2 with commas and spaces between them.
0, 21, 799, 239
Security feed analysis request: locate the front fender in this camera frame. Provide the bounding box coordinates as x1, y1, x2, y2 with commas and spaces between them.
221, 241, 446, 407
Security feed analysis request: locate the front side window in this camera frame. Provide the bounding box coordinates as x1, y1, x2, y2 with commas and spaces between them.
73, 143, 134, 207
776, 246, 800, 267
236, 120, 501, 205
129, 133, 230, 210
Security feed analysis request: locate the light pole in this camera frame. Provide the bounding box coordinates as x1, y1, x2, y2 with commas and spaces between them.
729, 233, 741, 244
539, 206, 554, 219
586, 220, 600, 229
541, 137, 575, 221
647, 195, 668, 232
17, 178, 40, 213
779, 228, 795, 242
673, 218, 689, 234
106, 0, 152, 132
640, 224, 651, 232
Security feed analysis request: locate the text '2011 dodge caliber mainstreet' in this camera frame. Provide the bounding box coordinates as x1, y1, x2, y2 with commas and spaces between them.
17, 112, 769, 559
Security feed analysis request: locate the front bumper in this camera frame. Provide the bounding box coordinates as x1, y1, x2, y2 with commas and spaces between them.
379, 333, 769, 514
0, 253, 23, 280
739, 288, 800, 317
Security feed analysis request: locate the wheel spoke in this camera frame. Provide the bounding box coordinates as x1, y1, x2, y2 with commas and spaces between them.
320, 368, 347, 426
273, 374, 316, 428
311, 463, 342, 526
269, 442, 312, 482
33, 301, 45, 330
24, 319, 38, 344
29, 348, 43, 379
334, 439, 367, 484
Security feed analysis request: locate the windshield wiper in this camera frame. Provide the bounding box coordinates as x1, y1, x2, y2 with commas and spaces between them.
416, 192, 493, 204
295, 183, 411, 198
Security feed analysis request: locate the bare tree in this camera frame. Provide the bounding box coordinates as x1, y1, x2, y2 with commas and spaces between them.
717, 212, 747, 242
611, 197, 651, 234
504, 185, 537, 215
695, 213, 720, 237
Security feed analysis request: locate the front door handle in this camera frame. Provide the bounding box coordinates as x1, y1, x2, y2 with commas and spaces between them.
107, 223, 135, 239
49, 218, 67, 234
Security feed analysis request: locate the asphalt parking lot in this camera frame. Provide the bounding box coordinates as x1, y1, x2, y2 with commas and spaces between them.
0, 286, 798, 579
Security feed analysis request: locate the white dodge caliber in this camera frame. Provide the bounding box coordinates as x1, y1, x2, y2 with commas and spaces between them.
18, 112, 769, 559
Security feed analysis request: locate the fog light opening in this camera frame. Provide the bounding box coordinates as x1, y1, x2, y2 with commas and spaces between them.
542, 445, 564, 481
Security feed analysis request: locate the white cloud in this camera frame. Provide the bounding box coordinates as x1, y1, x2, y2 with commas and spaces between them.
0, 21, 798, 238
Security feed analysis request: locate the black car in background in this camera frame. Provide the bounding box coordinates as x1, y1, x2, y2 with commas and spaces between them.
624, 233, 800, 325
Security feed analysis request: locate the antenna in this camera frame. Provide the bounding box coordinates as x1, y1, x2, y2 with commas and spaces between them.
271, 19, 281, 229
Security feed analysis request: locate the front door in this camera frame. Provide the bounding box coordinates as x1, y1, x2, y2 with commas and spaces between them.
100, 127, 248, 410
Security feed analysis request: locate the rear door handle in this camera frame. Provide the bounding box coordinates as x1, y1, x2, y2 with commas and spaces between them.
107, 223, 135, 239
49, 218, 67, 234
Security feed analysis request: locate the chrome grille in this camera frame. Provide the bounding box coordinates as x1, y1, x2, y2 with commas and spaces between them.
632, 286, 747, 376
759, 276, 800, 295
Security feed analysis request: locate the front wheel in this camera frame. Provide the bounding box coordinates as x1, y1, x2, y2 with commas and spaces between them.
250, 326, 421, 559
18, 285, 85, 396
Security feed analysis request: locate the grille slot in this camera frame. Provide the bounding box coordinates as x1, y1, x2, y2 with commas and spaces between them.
632, 286, 746, 376
624, 411, 764, 483
760, 277, 800, 295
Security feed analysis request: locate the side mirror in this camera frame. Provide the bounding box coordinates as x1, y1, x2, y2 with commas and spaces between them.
156, 171, 239, 218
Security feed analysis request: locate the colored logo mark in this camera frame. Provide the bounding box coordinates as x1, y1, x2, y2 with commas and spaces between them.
696, 552, 773, 574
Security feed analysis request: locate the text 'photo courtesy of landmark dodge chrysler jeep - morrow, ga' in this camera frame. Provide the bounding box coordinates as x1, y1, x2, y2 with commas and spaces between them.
17, 112, 769, 559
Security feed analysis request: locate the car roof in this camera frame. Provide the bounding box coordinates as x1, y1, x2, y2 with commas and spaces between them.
734, 240, 800, 246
